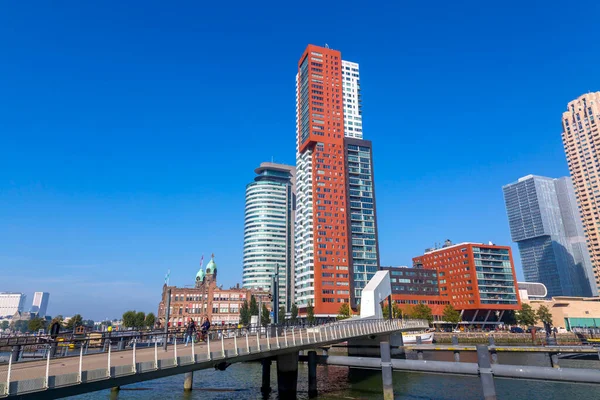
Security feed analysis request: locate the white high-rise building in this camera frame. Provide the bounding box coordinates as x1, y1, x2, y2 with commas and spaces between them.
342, 60, 362, 139
0, 292, 26, 318
31, 292, 50, 317
243, 163, 296, 310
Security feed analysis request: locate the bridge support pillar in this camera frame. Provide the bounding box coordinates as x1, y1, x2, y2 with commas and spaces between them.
308, 351, 317, 398
261, 359, 271, 395
380, 341, 394, 400
184, 371, 193, 391
277, 352, 298, 399
11, 345, 22, 362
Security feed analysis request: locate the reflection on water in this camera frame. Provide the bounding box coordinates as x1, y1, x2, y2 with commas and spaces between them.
53, 354, 600, 399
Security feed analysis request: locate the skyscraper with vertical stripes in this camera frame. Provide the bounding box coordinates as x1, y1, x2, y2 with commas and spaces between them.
294, 44, 379, 317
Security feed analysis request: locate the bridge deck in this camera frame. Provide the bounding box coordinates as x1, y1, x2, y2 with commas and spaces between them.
0, 319, 426, 399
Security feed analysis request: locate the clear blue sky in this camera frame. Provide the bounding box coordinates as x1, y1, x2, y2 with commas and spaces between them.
1, 1, 599, 320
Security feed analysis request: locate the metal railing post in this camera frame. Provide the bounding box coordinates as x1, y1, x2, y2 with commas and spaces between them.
192, 335, 195, 362
284, 328, 289, 347
154, 341, 158, 369
78, 345, 83, 383
257, 331, 260, 352
221, 333, 225, 358
319, 327, 323, 342
246, 332, 250, 353
132, 341, 137, 373
276, 327, 280, 348
107, 340, 111, 378
234, 334, 239, 356
476, 345, 497, 400
5, 353, 12, 395
292, 328, 296, 345
207, 335, 211, 360
300, 328, 304, 345
174, 335, 178, 365
267, 329, 271, 350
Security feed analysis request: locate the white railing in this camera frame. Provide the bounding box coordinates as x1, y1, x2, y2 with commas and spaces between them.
0, 318, 424, 397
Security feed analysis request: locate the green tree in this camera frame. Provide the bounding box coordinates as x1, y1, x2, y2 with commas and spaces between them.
536, 305, 553, 327
65, 314, 83, 330
28, 317, 47, 333
261, 304, 270, 326
240, 300, 250, 325
134, 312, 146, 329
51, 315, 64, 326
409, 303, 433, 324
278, 306, 286, 324
442, 304, 462, 325
145, 313, 156, 329
516, 304, 537, 327
82, 319, 95, 328
122, 311, 136, 328
337, 303, 351, 320
249, 295, 259, 316
290, 303, 298, 324
0, 321, 9, 330
306, 301, 315, 324
11, 320, 29, 333
382, 304, 390, 319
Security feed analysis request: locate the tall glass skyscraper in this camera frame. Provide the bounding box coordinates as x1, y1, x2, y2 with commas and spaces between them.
503, 175, 597, 297
243, 163, 296, 310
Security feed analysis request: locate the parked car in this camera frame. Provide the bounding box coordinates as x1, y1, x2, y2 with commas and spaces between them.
510, 327, 524, 333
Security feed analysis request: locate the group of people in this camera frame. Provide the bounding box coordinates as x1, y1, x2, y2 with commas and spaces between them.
184, 317, 211, 346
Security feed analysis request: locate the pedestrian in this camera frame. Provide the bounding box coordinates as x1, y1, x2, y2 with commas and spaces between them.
185, 318, 196, 346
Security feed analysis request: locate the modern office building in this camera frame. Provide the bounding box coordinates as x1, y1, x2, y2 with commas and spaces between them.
0, 292, 26, 319
503, 175, 597, 297
30, 292, 50, 317
294, 44, 379, 317
562, 92, 600, 293
412, 240, 521, 325
243, 162, 295, 310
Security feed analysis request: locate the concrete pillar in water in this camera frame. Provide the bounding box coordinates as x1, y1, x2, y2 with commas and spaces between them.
277, 352, 299, 399
184, 371, 193, 391
261, 359, 272, 395
380, 341, 394, 400
307, 350, 318, 398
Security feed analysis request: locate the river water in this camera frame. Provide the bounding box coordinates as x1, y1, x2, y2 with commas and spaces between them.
66, 353, 600, 400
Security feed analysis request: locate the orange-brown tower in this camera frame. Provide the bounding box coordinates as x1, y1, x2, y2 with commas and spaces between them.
294, 45, 351, 317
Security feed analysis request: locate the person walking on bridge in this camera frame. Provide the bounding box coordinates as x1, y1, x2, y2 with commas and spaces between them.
185, 318, 196, 346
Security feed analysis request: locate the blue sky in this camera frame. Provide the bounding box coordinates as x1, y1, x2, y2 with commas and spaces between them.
1, 1, 599, 320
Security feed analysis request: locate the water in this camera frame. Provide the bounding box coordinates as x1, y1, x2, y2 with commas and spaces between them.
68, 354, 600, 400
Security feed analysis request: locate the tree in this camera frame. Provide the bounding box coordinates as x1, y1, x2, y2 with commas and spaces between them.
306, 301, 315, 324
278, 306, 286, 325
28, 317, 47, 333
101, 320, 112, 327
0, 321, 9, 330
383, 303, 402, 319
145, 313, 156, 329
82, 320, 95, 328
51, 315, 64, 326
516, 304, 537, 327
409, 303, 433, 324
337, 303, 351, 320
249, 295, 259, 316
65, 314, 83, 330
290, 303, 298, 324
240, 300, 250, 325
11, 320, 28, 333
134, 312, 146, 329
260, 304, 270, 326
122, 311, 136, 328
536, 305, 553, 327
442, 304, 462, 325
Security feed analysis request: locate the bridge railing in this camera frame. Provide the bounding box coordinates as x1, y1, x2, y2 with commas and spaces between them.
0, 318, 415, 397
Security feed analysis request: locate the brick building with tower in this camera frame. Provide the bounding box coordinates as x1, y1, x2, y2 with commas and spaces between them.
157, 255, 270, 327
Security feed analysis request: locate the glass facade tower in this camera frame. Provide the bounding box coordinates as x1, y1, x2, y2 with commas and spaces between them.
243, 163, 296, 310
503, 175, 597, 297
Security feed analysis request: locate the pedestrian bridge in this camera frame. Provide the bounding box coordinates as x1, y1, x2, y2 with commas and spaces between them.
0, 318, 427, 399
